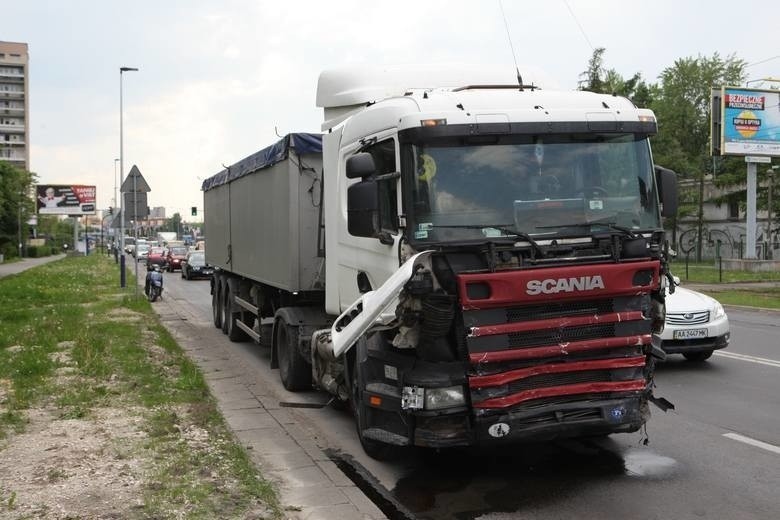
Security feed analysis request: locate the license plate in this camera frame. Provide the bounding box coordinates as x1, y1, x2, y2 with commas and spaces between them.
673, 328, 707, 339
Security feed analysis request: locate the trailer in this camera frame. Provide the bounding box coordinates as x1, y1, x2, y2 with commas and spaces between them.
203, 67, 678, 459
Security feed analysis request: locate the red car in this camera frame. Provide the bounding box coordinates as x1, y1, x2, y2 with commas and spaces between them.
146, 246, 167, 269
165, 246, 188, 272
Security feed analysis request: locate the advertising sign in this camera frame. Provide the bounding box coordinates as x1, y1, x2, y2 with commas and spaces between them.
720, 87, 780, 157
36, 184, 96, 215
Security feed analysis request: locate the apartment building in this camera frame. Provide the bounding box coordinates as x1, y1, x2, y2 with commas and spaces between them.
0, 41, 29, 170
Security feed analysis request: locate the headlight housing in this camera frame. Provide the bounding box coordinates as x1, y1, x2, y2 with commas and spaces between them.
424, 385, 465, 410
712, 300, 726, 319
402, 385, 466, 410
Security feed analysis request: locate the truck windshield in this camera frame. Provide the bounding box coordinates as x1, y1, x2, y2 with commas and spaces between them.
403, 134, 660, 243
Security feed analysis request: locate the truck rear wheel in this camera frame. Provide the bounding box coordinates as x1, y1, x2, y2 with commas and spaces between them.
224, 283, 249, 342
212, 278, 223, 329
275, 318, 311, 391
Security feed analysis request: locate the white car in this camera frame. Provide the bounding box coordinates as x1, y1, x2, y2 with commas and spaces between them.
661, 280, 730, 361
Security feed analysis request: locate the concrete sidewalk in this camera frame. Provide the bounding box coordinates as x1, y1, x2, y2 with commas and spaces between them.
0, 254, 66, 279
151, 292, 386, 519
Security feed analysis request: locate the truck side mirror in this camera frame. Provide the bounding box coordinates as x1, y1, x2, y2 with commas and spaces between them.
654, 165, 678, 218
347, 179, 380, 238
346, 153, 376, 179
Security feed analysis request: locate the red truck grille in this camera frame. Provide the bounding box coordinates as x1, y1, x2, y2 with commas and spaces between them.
456, 260, 659, 413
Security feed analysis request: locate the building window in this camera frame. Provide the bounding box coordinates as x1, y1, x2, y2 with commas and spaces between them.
728, 199, 740, 219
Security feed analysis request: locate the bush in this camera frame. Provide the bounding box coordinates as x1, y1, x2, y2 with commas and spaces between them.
51, 247, 60, 255
27, 245, 52, 258
0, 238, 18, 260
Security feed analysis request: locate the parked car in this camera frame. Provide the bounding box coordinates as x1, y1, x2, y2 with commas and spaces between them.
661, 278, 730, 361
181, 251, 213, 280
165, 246, 188, 272
146, 246, 167, 269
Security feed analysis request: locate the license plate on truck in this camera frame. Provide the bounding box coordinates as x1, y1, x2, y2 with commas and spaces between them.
673, 328, 707, 339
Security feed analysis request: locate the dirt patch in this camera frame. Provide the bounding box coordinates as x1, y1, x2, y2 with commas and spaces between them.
0, 407, 147, 518
105, 308, 143, 323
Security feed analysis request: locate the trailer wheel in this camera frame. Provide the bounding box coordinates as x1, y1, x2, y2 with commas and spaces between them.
221, 283, 231, 334
224, 284, 249, 342
212, 277, 223, 329
275, 318, 311, 391
349, 341, 405, 461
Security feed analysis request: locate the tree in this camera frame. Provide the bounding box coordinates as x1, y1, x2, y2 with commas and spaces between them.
650, 53, 746, 177
579, 47, 655, 107
0, 161, 36, 258
649, 53, 746, 260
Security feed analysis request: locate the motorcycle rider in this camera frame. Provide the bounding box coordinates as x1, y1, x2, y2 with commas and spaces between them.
145, 263, 163, 299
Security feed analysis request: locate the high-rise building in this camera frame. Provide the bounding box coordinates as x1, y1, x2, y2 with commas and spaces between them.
0, 41, 29, 171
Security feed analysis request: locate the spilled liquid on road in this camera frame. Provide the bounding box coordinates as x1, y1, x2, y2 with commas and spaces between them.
388, 439, 679, 519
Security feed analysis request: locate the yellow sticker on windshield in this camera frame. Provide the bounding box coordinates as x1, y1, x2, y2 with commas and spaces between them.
418, 154, 437, 182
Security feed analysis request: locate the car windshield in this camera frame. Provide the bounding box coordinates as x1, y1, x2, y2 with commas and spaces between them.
404, 133, 660, 243
170, 247, 187, 255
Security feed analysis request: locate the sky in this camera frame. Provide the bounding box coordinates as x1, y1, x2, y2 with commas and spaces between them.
4, 0, 780, 218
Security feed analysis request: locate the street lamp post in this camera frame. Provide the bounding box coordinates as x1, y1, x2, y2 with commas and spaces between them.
119, 66, 138, 290
113, 158, 119, 208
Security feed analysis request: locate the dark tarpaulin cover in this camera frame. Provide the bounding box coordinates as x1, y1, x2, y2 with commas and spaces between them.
201, 133, 322, 192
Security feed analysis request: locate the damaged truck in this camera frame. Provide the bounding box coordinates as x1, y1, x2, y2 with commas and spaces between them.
203, 67, 678, 459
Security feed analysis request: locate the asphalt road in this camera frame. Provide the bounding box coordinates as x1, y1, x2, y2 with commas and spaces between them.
156, 261, 780, 520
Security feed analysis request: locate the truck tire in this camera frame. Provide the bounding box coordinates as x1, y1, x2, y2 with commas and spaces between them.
275, 318, 311, 391
349, 341, 405, 461
224, 284, 249, 342
212, 278, 223, 329
221, 283, 231, 334
683, 350, 713, 362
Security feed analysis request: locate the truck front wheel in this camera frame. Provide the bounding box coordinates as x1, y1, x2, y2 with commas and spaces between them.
349, 343, 405, 461
275, 318, 311, 391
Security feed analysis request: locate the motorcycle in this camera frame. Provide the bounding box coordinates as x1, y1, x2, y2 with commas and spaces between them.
146, 270, 163, 302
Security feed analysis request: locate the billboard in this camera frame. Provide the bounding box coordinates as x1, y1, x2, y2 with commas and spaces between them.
715, 87, 780, 157
36, 184, 96, 215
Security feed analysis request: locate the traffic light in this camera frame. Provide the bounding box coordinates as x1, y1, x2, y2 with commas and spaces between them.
108, 206, 113, 215
191, 206, 197, 216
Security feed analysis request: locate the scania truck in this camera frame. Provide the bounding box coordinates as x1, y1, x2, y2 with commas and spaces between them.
203, 67, 678, 459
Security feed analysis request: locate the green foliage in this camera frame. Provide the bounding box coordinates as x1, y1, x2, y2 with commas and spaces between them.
650, 53, 747, 177
578, 47, 654, 107
0, 162, 37, 259
26, 245, 53, 258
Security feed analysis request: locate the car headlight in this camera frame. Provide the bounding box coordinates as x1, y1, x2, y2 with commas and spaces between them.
424, 386, 465, 410
713, 301, 726, 319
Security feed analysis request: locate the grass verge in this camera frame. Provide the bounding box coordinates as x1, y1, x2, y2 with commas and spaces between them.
0, 254, 281, 519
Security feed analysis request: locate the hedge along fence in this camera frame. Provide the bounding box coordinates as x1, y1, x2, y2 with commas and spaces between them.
26, 245, 54, 258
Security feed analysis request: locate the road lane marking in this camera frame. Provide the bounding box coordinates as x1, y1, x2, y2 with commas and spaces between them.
723, 433, 780, 455
713, 351, 780, 368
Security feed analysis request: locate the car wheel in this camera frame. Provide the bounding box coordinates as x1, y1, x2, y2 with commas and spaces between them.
683, 350, 714, 362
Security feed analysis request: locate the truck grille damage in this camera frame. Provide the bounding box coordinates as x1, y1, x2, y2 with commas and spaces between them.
456, 261, 659, 418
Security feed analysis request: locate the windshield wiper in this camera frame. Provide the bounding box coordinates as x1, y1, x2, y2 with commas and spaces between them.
427, 224, 543, 257
537, 220, 639, 239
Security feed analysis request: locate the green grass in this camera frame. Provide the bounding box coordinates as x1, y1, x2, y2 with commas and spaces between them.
0, 255, 281, 518
670, 259, 780, 283
696, 288, 780, 310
